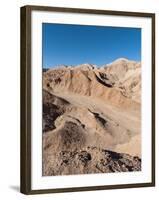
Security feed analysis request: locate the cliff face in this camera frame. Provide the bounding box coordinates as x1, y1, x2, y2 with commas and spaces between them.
42, 58, 141, 176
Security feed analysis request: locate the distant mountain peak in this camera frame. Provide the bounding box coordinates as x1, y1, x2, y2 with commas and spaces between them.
115, 58, 129, 62
107, 58, 130, 66
76, 63, 97, 70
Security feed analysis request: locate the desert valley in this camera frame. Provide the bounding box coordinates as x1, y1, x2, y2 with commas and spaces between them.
42, 58, 141, 176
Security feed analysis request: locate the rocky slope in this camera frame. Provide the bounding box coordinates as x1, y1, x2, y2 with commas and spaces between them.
43, 147, 141, 176
42, 58, 141, 176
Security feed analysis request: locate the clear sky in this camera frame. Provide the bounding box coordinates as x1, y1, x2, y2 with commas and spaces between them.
42, 23, 141, 68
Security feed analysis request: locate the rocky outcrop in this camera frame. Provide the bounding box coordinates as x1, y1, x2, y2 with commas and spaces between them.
43, 146, 141, 176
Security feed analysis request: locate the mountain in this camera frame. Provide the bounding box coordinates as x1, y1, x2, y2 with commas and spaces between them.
102, 58, 141, 103
42, 58, 141, 176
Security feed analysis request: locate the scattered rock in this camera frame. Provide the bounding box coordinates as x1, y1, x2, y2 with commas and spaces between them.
43, 147, 141, 176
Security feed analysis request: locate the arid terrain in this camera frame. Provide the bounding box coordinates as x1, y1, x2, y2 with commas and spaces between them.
42, 58, 141, 176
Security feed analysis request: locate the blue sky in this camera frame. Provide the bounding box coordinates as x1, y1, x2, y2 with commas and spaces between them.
42, 23, 141, 68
